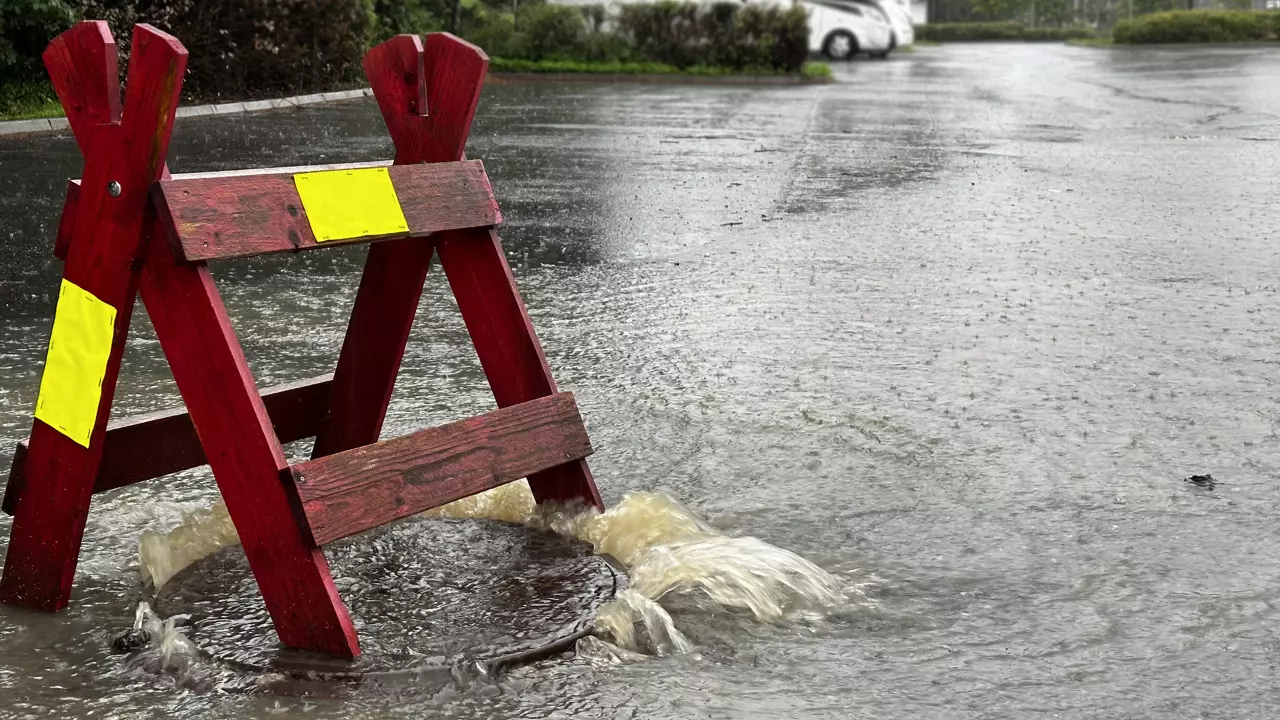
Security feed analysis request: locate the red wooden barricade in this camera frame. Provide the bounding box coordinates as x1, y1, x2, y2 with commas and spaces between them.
0, 22, 603, 658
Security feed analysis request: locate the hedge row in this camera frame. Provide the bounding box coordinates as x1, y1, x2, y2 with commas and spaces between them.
915, 21, 1096, 42
2, 0, 377, 100
1112, 10, 1280, 44
2, 0, 811, 104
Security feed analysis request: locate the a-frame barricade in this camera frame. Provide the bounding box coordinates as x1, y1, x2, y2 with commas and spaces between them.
0, 21, 603, 658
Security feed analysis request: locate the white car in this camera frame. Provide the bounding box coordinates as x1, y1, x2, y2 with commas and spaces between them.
863, 0, 914, 47
796, 0, 894, 61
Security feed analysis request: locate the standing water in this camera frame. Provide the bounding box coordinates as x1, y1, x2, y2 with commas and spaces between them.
2, 43, 1280, 718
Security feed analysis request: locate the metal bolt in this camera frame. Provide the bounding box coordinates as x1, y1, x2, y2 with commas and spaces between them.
107, 181, 122, 198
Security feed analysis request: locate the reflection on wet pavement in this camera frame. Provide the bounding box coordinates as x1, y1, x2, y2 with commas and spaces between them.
1, 42, 1280, 718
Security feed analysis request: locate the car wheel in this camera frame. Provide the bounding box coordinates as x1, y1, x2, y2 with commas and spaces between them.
823, 31, 858, 61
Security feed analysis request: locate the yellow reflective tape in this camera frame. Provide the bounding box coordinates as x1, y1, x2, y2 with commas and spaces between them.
293, 166, 409, 242
34, 279, 117, 448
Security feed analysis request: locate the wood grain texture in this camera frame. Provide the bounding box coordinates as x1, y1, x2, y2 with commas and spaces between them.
295, 393, 593, 546
437, 228, 604, 509
139, 216, 359, 658
1, 375, 333, 517
57, 163, 392, 259
41, 21, 120, 157
0, 24, 187, 611
155, 160, 500, 262
310, 33, 491, 460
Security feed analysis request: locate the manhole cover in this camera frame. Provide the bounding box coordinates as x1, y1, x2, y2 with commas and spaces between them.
154, 517, 619, 682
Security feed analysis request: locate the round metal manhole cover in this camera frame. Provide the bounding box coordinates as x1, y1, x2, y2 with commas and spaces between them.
154, 517, 619, 682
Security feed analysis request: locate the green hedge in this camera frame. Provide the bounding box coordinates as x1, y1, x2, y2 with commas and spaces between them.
914, 21, 1023, 41
1112, 10, 1280, 44
1020, 25, 1097, 41
2, 0, 812, 114
915, 21, 1096, 42
614, 1, 808, 72
1, 0, 376, 100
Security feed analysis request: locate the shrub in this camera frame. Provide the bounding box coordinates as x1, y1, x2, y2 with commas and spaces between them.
915, 21, 1097, 42
157, 0, 378, 100
513, 3, 589, 60
1112, 10, 1280, 44
615, 1, 808, 72
1, 0, 76, 82
373, 0, 446, 39
464, 9, 521, 57
579, 3, 607, 33
914, 21, 1025, 41
1020, 25, 1096, 41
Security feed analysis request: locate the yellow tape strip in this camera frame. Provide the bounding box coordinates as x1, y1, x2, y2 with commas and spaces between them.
294, 166, 409, 242
34, 279, 117, 448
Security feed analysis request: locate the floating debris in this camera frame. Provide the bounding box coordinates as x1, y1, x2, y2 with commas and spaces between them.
1184, 474, 1217, 490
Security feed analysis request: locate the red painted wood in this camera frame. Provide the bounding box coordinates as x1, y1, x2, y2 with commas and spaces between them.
310, 33, 490, 460
154, 160, 500, 262
139, 219, 359, 658
436, 228, 603, 508
0, 24, 186, 611
53, 180, 80, 260
1, 375, 333, 517
57, 163, 389, 260
294, 393, 593, 545
41, 21, 120, 155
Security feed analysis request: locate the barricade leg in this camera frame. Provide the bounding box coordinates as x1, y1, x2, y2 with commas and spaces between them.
0, 23, 185, 609
311, 33, 489, 459
139, 222, 359, 658
436, 229, 603, 509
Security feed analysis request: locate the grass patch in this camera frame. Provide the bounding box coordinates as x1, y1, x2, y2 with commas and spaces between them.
1112, 10, 1280, 43
1067, 36, 1115, 46
0, 80, 63, 122
489, 57, 830, 78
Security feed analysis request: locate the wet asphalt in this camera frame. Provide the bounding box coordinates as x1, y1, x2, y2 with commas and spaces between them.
1, 42, 1280, 718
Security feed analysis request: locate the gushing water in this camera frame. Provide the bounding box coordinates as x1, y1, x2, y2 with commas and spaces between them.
139, 481, 853, 659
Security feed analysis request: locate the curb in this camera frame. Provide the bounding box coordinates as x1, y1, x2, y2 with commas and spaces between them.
0, 71, 829, 138
0, 87, 373, 138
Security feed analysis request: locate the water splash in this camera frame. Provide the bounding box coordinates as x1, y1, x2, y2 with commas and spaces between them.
439, 482, 851, 654
139, 500, 239, 591
139, 480, 852, 659
593, 589, 693, 656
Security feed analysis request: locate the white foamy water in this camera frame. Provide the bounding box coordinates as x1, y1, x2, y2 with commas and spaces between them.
139, 481, 853, 658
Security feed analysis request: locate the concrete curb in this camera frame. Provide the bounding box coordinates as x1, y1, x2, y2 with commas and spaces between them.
0, 87, 374, 138
0, 72, 828, 138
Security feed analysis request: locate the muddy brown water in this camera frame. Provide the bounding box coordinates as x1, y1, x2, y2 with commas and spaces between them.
2, 43, 1280, 718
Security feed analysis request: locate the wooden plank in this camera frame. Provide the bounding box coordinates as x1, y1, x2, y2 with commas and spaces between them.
437, 227, 604, 509
0, 374, 333, 517
310, 33, 491, 460
294, 393, 593, 546
57, 164, 394, 259
153, 160, 500, 262
139, 215, 359, 657
0, 24, 187, 612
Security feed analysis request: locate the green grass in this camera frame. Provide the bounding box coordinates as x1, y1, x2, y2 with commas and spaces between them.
489, 57, 829, 79
802, 62, 833, 79
1067, 36, 1115, 46
0, 80, 64, 122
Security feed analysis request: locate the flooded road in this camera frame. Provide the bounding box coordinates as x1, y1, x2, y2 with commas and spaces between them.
3, 42, 1280, 717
